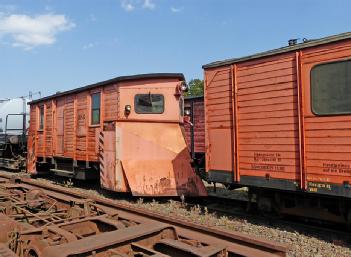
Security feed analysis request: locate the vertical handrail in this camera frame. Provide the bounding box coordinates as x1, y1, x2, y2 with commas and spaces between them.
52, 99, 56, 156
296, 51, 307, 190
231, 64, 240, 182
204, 71, 209, 172
43, 104, 46, 159
73, 96, 77, 162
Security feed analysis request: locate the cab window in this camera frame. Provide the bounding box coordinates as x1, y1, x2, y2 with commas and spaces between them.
135, 94, 164, 114
311, 59, 351, 115
38, 105, 44, 130
91, 92, 101, 125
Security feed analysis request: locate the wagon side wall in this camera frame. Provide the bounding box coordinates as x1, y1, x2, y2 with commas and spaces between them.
29, 83, 119, 163
204, 38, 351, 197
301, 39, 351, 196
184, 98, 205, 154
193, 99, 205, 153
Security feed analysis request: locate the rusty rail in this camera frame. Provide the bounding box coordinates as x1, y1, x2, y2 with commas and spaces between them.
0, 173, 288, 257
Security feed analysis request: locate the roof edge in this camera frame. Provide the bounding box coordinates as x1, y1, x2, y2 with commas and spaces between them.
29, 73, 185, 105
184, 95, 204, 100
203, 31, 351, 69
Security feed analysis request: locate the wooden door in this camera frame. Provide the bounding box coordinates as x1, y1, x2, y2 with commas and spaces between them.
204, 67, 235, 183
56, 99, 65, 156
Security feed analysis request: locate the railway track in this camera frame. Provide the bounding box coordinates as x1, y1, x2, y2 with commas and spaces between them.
200, 195, 351, 244
0, 172, 287, 257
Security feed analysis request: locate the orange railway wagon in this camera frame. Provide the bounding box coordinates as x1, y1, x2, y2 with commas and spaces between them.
184, 96, 205, 170
203, 32, 351, 224
27, 73, 207, 197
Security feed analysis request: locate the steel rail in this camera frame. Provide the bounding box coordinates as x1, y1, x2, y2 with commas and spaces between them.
0, 173, 288, 257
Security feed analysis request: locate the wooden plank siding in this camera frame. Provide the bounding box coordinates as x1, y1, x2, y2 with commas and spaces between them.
236, 53, 300, 181
44, 101, 53, 155
29, 84, 120, 163
76, 92, 88, 160
26, 73, 186, 181
29, 105, 37, 158
193, 100, 206, 153
64, 96, 75, 158
301, 40, 351, 185
204, 36, 351, 195
184, 98, 205, 153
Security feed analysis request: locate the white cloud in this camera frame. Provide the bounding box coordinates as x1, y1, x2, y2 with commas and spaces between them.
83, 42, 95, 50
120, 0, 156, 12
0, 14, 75, 49
143, 0, 155, 10
121, 0, 135, 12
171, 6, 183, 13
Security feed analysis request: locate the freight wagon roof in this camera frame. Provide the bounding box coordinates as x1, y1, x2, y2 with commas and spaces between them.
203, 31, 351, 69
184, 95, 204, 101
29, 73, 185, 105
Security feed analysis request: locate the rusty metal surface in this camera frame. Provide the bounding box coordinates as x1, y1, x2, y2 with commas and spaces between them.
0, 173, 288, 257
0, 243, 18, 257
0, 176, 226, 257
110, 122, 207, 196
98, 121, 207, 196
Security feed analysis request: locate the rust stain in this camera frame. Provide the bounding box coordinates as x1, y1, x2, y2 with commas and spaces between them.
117, 122, 207, 196
0, 179, 228, 257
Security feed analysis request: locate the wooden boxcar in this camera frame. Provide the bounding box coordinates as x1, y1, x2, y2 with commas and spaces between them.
27, 73, 207, 197
184, 96, 206, 171
203, 32, 351, 223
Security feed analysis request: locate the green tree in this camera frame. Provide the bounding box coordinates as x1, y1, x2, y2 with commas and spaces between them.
185, 79, 204, 97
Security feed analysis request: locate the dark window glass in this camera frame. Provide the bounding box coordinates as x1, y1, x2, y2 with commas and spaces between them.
39, 106, 44, 130
91, 93, 101, 125
135, 94, 164, 114
311, 60, 351, 115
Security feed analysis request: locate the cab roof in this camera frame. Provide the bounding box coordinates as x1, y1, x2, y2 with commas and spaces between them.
29, 73, 185, 105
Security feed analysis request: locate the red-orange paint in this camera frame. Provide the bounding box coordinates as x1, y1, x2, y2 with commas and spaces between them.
27, 74, 207, 197
203, 33, 351, 195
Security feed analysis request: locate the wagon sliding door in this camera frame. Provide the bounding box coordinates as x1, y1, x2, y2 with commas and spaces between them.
236, 53, 301, 190
302, 43, 351, 197
55, 99, 65, 156
205, 67, 235, 183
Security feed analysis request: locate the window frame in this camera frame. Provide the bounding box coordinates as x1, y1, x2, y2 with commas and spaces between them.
134, 94, 165, 114
90, 92, 101, 125
310, 58, 351, 116
38, 105, 44, 131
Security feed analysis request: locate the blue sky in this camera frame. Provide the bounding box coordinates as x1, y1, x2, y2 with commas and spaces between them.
0, 0, 350, 99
